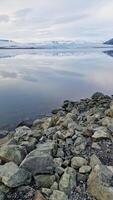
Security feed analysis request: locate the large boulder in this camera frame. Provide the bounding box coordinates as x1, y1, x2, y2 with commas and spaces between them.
0, 162, 31, 188
87, 164, 113, 200
0, 145, 26, 165
20, 153, 54, 175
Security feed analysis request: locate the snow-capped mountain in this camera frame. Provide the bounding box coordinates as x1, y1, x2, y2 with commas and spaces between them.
0, 39, 101, 49
0, 40, 19, 48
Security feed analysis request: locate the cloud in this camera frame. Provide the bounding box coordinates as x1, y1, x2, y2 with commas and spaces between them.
0, 0, 113, 41
0, 15, 9, 23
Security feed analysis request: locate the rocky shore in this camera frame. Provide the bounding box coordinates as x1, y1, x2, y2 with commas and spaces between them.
0, 92, 113, 200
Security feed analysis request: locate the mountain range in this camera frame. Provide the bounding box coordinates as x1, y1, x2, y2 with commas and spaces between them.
104, 38, 113, 45
0, 39, 102, 49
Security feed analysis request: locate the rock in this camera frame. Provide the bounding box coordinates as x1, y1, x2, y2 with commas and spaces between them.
42, 188, 52, 197
17, 119, 33, 128
90, 154, 102, 169
20, 153, 54, 175
59, 167, 76, 195
34, 190, 46, 200
21, 137, 37, 152
0, 130, 8, 139
15, 126, 32, 138
0, 145, 26, 165
0, 162, 31, 187
92, 130, 110, 141
0, 183, 9, 194
50, 190, 68, 200
79, 165, 91, 174
54, 158, 63, 167
36, 141, 57, 156
91, 142, 101, 150
0, 191, 5, 200
91, 92, 104, 100
34, 175, 55, 188
105, 109, 113, 118
71, 156, 88, 169
33, 117, 54, 130
87, 164, 113, 200
51, 182, 58, 191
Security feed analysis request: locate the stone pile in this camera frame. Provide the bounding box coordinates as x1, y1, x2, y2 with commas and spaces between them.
0, 92, 113, 200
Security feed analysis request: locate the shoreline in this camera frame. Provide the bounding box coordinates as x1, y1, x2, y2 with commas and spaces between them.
0, 92, 113, 200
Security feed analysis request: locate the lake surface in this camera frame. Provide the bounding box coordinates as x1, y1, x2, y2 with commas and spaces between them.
0, 47, 113, 129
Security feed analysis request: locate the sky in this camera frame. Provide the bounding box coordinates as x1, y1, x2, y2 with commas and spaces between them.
0, 0, 113, 42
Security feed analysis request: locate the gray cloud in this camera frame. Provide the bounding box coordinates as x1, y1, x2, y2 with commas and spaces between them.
0, 0, 113, 41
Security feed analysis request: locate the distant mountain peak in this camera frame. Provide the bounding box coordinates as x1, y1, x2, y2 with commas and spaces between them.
104, 38, 113, 45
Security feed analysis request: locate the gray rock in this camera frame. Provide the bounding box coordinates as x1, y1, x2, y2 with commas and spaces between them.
0, 162, 31, 188
0, 191, 5, 200
50, 190, 68, 200
36, 141, 57, 156
0, 145, 26, 165
88, 164, 113, 200
20, 154, 54, 175
90, 154, 102, 169
59, 167, 76, 195
92, 130, 110, 141
79, 165, 91, 174
34, 175, 55, 188
71, 156, 88, 169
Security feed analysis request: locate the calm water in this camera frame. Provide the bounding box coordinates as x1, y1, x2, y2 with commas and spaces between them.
0, 47, 113, 129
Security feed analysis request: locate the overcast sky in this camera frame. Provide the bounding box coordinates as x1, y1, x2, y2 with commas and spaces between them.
0, 0, 113, 42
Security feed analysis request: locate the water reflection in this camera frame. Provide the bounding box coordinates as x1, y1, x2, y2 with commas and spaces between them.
0, 48, 113, 129
103, 50, 113, 58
